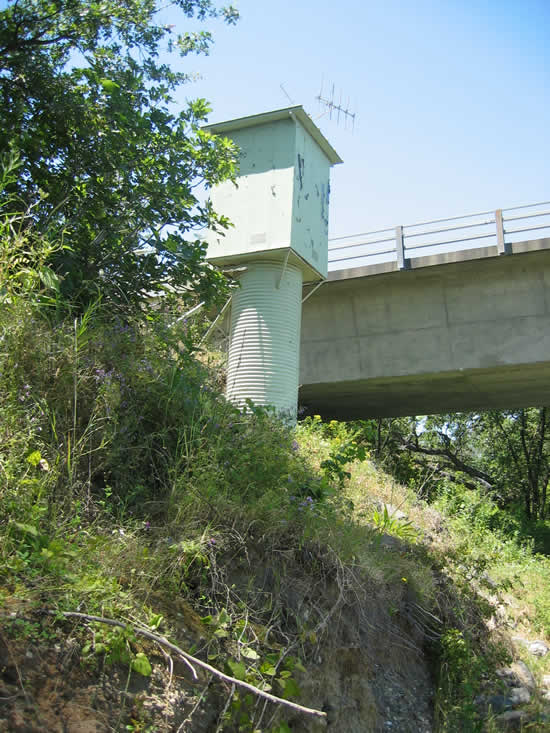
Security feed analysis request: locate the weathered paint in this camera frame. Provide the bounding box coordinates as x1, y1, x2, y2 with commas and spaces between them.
205, 106, 341, 281
290, 117, 331, 276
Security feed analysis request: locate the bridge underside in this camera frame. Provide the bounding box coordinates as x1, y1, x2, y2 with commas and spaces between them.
299, 243, 550, 419
299, 361, 550, 419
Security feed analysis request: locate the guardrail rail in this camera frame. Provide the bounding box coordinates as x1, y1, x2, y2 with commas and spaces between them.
328, 201, 550, 272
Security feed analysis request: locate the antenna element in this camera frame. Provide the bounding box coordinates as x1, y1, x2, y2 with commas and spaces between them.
316, 79, 356, 130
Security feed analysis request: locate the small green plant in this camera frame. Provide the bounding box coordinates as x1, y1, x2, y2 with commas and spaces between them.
372, 505, 419, 543
7, 522, 78, 578
82, 624, 152, 677
433, 627, 506, 733
200, 608, 304, 731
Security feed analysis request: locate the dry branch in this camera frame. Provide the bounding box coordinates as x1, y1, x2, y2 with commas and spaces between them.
46, 610, 327, 719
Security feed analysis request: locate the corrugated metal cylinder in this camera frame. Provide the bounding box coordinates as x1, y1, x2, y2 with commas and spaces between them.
227, 261, 303, 421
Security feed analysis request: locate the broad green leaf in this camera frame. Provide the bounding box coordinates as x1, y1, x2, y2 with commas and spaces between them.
240, 647, 259, 660
38, 266, 60, 291
225, 659, 246, 681
260, 662, 277, 676
217, 608, 230, 626
131, 652, 152, 677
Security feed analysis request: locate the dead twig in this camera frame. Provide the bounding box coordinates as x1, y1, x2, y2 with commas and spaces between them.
176, 681, 211, 732
215, 683, 236, 733
45, 610, 327, 719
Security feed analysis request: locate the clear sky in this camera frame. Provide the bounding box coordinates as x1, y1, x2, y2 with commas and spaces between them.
171, 0, 549, 237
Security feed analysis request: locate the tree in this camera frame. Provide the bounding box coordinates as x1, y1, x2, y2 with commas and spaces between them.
370, 409, 549, 522
0, 0, 239, 313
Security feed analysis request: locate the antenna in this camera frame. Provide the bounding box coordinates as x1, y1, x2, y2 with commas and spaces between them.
316, 78, 356, 131
280, 83, 295, 105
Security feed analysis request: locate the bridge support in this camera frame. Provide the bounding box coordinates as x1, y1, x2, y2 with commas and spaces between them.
227, 261, 303, 420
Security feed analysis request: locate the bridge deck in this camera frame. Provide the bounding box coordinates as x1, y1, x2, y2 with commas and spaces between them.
300, 239, 550, 418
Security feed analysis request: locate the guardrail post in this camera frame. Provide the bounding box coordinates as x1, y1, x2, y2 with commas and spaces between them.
495, 209, 511, 255
395, 225, 408, 269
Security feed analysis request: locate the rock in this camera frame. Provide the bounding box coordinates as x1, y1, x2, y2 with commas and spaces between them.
483, 694, 514, 713
528, 640, 548, 657
510, 661, 536, 691
512, 635, 526, 644
496, 667, 517, 685
509, 686, 530, 705
379, 534, 402, 550
497, 662, 536, 692
375, 501, 408, 521
542, 674, 550, 689
495, 710, 529, 730
480, 571, 498, 589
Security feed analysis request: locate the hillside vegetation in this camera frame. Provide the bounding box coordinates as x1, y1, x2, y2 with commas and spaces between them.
1, 265, 550, 731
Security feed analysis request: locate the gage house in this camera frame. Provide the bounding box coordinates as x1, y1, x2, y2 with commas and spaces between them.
205, 105, 342, 282
204, 106, 341, 421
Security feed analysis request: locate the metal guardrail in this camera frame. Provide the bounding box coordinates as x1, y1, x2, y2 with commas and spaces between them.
328, 201, 550, 272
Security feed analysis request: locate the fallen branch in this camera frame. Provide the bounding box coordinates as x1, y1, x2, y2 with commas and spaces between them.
46, 610, 327, 719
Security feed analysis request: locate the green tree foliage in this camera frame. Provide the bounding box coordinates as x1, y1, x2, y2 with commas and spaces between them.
0, 0, 239, 313
369, 409, 549, 523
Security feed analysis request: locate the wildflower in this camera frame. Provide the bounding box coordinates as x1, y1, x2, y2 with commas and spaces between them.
291, 440, 299, 452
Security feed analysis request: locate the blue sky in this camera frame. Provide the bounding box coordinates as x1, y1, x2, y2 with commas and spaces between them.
170, 0, 549, 237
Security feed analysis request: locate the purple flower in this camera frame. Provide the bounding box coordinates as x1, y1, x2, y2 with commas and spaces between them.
291, 440, 299, 452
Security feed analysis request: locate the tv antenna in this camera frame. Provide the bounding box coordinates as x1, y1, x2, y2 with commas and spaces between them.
280, 83, 295, 105
316, 79, 356, 131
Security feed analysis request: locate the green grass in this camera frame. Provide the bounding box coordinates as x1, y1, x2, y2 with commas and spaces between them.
1, 292, 550, 731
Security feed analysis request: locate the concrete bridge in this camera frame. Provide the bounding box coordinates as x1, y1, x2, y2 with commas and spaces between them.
299, 203, 550, 418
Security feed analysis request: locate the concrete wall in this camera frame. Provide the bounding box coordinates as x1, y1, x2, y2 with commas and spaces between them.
299, 248, 550, 417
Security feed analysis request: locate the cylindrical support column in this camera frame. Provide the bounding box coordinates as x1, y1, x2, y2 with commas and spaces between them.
226, 261, 303, 422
